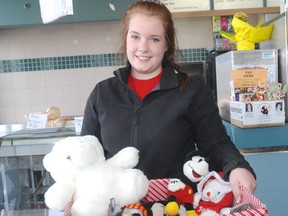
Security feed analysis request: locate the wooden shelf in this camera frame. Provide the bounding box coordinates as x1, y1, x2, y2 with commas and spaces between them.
172, 6, 280, 18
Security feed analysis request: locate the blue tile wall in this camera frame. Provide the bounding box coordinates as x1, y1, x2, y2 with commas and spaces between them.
0, 48, 209, 73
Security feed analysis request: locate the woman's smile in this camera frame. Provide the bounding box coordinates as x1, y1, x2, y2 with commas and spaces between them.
136, 55, 151, 61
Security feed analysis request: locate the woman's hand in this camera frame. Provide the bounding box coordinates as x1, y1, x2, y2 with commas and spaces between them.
229, 168, 257, 203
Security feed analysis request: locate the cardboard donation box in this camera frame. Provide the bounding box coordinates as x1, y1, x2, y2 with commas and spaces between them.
229, 67, 286, 128
230, 100, 285, 128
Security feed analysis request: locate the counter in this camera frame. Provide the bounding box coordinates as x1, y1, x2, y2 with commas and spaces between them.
0, 126, 76, 157
0, 126, 76, 213
223, 120, 288, 150
223, 120, 288, 216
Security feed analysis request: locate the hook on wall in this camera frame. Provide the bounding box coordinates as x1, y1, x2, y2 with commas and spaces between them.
24, 3, 31, 9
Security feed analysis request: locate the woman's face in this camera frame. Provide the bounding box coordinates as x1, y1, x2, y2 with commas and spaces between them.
126, 14, 168, 79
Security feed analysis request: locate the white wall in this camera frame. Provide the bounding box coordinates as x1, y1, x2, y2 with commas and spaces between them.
0, 16, 225, 124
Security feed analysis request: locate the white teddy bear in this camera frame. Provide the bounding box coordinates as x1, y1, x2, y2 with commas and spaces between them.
194, 171, 233, 216
43, 135, 149, 216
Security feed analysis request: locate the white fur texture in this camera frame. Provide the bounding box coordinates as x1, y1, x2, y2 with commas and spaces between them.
44, 180, 75, 211
43, 135, 149, 216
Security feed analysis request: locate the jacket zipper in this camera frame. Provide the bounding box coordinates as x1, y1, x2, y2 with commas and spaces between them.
130, 89, 141, 148
132, 105, 139, 147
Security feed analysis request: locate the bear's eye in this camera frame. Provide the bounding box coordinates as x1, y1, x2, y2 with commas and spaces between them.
67, 155, 71, 160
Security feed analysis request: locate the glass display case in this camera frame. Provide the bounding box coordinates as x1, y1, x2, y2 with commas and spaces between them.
215, 49, 278, 122
0, 126, 75, 215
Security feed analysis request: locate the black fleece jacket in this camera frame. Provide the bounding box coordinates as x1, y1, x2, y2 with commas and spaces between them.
81, 62, 256, 180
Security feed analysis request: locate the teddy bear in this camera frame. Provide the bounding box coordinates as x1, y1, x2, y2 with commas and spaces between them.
43, 135, 149, 216
194, 171, 233, 216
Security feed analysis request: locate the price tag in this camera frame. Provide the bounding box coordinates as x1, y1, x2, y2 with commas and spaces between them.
26, 113, 48, 129
74, 116, 83, 135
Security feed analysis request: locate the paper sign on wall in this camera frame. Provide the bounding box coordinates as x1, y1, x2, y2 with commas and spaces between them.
26, 113, 48, 129
267, 0, 280, 7
160, 0, 210, 12
214, 0, 263, 10
39, 0, 74, 24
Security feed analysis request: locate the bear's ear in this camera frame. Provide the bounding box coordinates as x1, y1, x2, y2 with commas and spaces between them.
185, 150, 202, 162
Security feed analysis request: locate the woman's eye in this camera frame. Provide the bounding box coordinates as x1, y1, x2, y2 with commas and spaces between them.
131, 35, 139, 40
151, 38, 160, 42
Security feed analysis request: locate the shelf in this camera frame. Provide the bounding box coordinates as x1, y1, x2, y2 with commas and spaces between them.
222, 120, 288, 149
172, 6, 280, 18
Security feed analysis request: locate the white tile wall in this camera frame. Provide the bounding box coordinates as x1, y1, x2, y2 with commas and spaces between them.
45, 70, 63, 87
11, 73, 30, 89
0, 73, 12, 90
29, 72, 46, 88
47, 86, 64, 104
0, 42, 10, 59
0, 17, 213, 124
0, 89, 15, 106
175, 17, 213, 49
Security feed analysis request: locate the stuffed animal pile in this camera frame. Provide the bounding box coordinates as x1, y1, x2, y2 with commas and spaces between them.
121, 152, 234, 216
43, 137, 234, 216
43, 135, 149, 216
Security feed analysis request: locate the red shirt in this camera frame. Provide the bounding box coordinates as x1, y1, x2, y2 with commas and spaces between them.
128, 69, 163, 100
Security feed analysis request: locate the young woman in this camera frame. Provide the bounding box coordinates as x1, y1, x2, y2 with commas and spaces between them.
81, 0, 256, 203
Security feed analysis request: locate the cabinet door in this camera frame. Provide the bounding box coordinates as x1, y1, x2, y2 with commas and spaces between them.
57, 0, 135, 23
245, 152, 288, 216
0, 0, 135, 27
0, 0, 42, 26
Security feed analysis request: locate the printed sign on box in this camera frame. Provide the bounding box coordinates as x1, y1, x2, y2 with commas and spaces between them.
230, 100, 285, 128
231, 68, 268, 91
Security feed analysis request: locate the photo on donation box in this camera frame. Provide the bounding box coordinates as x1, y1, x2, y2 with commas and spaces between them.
245, 103, 253, 112
275, 102, 283, 112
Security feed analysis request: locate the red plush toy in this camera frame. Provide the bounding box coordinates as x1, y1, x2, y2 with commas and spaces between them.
194, 171, 233, 216
165, 178, 196, 216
